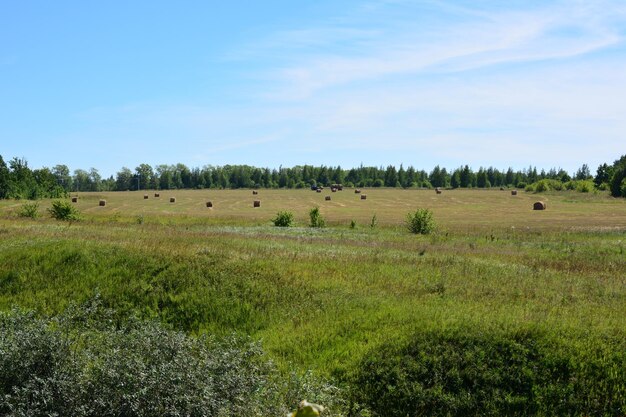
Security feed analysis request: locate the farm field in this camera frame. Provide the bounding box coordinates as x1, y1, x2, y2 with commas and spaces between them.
1, 188, 625, 415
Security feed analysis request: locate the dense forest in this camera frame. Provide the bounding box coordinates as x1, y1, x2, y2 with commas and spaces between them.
1, 154, 625, 199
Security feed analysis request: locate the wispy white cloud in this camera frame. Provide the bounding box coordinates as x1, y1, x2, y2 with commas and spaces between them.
262, 1, 625, 99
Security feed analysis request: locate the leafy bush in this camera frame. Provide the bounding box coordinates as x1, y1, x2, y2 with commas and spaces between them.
273, 211, 294, 227
351, 327, 626, 417
48, 200, 81, 221
576, 180, 594, 193
17, 202, 39, 219
406, 208, 435, 234
309, 206, 325, 228
0, 299, 348, 416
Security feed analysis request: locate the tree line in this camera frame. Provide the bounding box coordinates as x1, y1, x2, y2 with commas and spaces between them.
1, 154, 625, 199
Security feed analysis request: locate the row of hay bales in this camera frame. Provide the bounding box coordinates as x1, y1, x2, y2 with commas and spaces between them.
69, 188, 546, 210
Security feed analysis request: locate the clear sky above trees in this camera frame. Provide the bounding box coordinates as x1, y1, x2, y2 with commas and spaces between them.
2, 1, 626, 177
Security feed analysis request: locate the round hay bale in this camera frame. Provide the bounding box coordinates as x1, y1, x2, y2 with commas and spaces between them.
170, 197, 176, 203
253, 200, 261, 208
436, 188, 442, 194
316, 189, 322, 193
144, 194, 149, 199
99, 200, 106, 207
206, 201, 213, 208
331, 188, 337, 192
355, 189, 361, 194
154, 193, 160, 197
325, 196, 331, 201
533, 201, 546, 210
511, 190, 518, 196
361, 194, 367, 200
252, 190, 258, 195
71, 197, 78, 203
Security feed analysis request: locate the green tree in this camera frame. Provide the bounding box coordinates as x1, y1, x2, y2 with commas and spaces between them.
609, 155, 626, 197
135, 164, 154, 190
115, 167, 133, 191
0, 155, 10, 199
52, 164, 72, 191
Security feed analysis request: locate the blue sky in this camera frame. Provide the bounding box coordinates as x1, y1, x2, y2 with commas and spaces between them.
1, 0, 625, 177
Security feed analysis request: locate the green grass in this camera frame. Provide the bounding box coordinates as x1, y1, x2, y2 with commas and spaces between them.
1, 189, 625, 414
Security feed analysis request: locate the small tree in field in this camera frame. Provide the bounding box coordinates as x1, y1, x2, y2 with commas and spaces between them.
309, 207, 325, 228
48, 200, 81, 222
406, 208, 435, 234
272, 211, 294, 227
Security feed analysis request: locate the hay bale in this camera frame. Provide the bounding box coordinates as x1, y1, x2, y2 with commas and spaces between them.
436, 188, 442, 194
355, 189, 361, 194
331, 188, 337, 192
361, 195, 367, 200
253, 200, 261, 208
511, 190, 518, 196
99, 200, 106, 207
325, 196, 331, 201
252, 190, 258, 195
71, 197, 78, 203
170, 197, 176, 203
144, 194, 149, 199
316, 189, 322, 193
206, 201, 213, 208
154, 193, 160, 197
533, 201, 546, 210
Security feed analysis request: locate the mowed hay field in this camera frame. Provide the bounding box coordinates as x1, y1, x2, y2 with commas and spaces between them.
11, 187, 626, 231
1, 188, 625, 414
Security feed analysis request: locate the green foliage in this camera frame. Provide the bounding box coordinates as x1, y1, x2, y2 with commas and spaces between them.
0, 300, 345, 417
349, 219, 357, 229
406, 208, 435, 234
351, 327, 626, 417
17, 202, 39, 219
530, 179, 597, 194
273, 211, 295, 227
369, 213, 377, 229
609, 156, 626, 197
576, 180, 594, 193
309, 206, 325, 228
48, 200, 81, 221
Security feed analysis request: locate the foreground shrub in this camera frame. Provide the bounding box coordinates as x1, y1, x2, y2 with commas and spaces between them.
48, 199, 81, 221
351, 327, 626, 417
309, 206, 325, 228
17, 202, 39, 219
273, 210, 294, 227
406, 208, 435, 234
0, 299, 347, 416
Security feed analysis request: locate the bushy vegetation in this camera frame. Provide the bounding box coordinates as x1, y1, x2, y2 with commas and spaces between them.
526, 179, 595, 193
17, 202, 39, 219
0, 298, 346, 417
309, 206, 325, 228
48, 199, 81, 221
0, 156, 67, 199
273, 210, 295, 227
352, 327, 625, 416
406, 208, 435, 234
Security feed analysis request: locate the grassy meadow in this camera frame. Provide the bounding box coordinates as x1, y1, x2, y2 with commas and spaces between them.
1, 188, 625, 415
